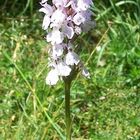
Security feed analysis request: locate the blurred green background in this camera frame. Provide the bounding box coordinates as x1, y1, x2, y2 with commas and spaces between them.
0, 0, 140, 139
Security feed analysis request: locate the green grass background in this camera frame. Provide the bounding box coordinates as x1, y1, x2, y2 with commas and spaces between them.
0, 0, 140, 139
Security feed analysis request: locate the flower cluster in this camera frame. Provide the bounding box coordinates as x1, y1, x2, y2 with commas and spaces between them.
39, 0, 94, 85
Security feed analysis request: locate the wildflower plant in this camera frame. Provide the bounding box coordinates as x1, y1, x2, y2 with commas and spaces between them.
39, 0, 94, 139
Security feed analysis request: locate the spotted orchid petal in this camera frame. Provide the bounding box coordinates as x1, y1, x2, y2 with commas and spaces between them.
65, 51, 80, 66
52, 44, 64, 59
82, 67, 90, 78
63, 24, 74, 39
42, 15, 50, 30
41, 0, 48, 4
57, 61, 71, 76
77, 0, 93, 11
50, 9, 66, 28
47, 29, 64, 45
73, 12, 85, 25
46, 69, 59, 85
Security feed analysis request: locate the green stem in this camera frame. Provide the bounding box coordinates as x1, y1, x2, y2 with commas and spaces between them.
65, 81, 71, 140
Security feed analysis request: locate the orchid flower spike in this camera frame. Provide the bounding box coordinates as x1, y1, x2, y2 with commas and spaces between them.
40, 0, 95, 85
